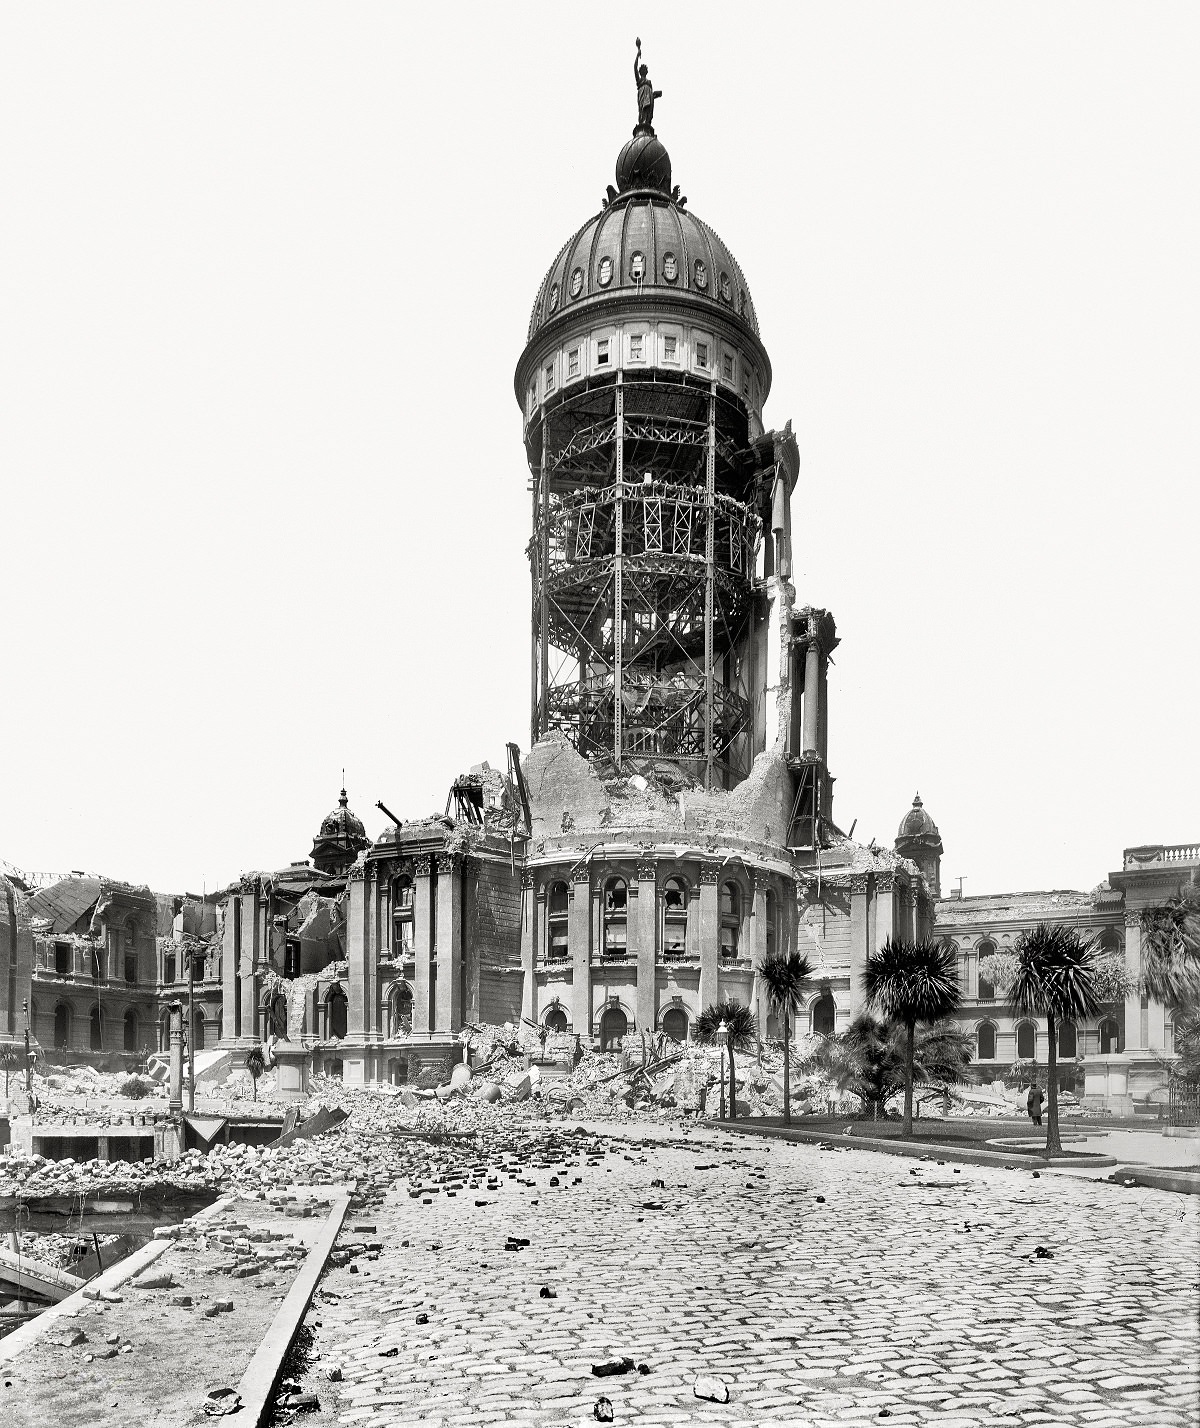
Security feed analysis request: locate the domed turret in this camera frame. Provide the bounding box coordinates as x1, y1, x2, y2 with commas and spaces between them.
311, 788, 370, 877
895, 794, 944, 900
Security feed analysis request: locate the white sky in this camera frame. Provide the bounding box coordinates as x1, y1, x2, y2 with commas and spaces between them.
1, 4, 1196, 898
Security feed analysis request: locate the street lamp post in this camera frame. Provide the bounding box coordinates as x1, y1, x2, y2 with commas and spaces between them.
717, 1018, 729, 1120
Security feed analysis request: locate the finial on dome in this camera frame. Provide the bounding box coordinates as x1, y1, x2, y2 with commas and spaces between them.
633, 37, 662, 137
912, 792, 922, 808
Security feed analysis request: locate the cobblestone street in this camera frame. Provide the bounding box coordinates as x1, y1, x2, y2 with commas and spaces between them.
295, 1124, 1200, 1427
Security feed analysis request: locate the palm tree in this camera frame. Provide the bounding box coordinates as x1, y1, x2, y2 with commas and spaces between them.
862, 937, 961, 1137
1009, 922, 1100, 1154
245, 1045, 266, 1103
695, 999, 757, 1122
1139, 882, 1200, 1009
800, 1015, 973, 1120
758, 952, 813, 1125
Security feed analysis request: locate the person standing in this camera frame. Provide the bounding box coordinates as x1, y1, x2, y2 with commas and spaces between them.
1027, 1082, 1045, 1127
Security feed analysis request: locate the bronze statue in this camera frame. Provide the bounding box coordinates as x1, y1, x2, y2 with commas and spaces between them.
634, 38, 662, 133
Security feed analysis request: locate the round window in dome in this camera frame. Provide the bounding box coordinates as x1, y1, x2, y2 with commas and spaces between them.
597, 255, 613, 287
694, 259, 708, 291
720, 271, 732, 303
549, 282, 560, 313
662, 252, 678, 282
570, 267, 584, 299
630, 250, 645, 282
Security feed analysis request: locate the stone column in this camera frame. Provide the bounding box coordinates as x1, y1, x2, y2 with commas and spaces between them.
847, 874, 870, 1019
750, 875, 768, 1029
1123, 912, 1143, 1051
801, 642, 820, 754
412, 856, 433, 1035
569, 866, 591, 1038
519, 870, 536, 1023
699, 863, 720, 1010
636, 858, 657, 1036
239, 892, 259, 1044
873, 874, 894, 953
346, 864, 369, 1039
221, 896, 238, 1042
435, 854, 462, 1032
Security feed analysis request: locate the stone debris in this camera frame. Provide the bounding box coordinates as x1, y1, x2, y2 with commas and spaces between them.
694, 1374, 730, 1403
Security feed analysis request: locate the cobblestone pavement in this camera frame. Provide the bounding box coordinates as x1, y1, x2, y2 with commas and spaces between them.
296, 1123, 1200, 1428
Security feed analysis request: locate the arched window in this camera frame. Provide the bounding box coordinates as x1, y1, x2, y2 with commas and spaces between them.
392, 877, 414, 955
1058, 1020, 1077, 1058
765, 890, 778, 959
1016, 1021, 1036, 1060
662, 878, 687, 960
603, 878, 627, 958
89, 1005, 103, 1051
719, 882, 741, 960
600, 1005, 628, 1051
544, 1005, 568, 1034
266, 991, 288, 1040
123, 1008, 139, 1052
977, 939, 996, 1000
662, 1006, 688, 1043
977, 1021, 996, 1060
327, 986, 348, 1040
54, 1002, 70, 1050
1098, 927, 1124, 955
1099, 1018, 1122, 1054
811, 992, 835, 1037
766, 1011, 780, 1040
548, 881, 569, 961
389, 983, 413, 1038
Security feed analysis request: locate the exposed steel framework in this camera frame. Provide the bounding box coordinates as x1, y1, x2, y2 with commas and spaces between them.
527, 370, 768, 788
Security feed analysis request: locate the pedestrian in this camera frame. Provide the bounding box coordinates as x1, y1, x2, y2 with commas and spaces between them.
1026, 1082, 1044, 1127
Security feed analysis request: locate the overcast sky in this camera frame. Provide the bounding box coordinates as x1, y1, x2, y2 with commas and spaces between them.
1, 3, 1196, 898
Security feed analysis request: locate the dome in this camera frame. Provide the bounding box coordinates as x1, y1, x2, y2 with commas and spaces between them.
525, 108, 760, 347
897, 793, 939, 841
320, 789, 366, 843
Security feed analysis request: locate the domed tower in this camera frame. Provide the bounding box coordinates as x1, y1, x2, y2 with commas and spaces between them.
515, 46, 803, 792
311, 789, 370, 877
895, 793, 944, 900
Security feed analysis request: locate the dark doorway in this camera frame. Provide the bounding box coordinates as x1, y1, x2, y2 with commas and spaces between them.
662, 1007, 688, 1043
54, 1003, 70, 1050
123, 1009, 138, 1052
544, 1006, 568, 1034
599, 1006, 628, 1051
89, 1005, 103, 1051
328, 987, 348, 1040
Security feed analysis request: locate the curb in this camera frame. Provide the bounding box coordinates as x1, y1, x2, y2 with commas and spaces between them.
234, 1185, 354, 1425
1105, 1165, 1200, 1197
702, 1120, 1118, 1171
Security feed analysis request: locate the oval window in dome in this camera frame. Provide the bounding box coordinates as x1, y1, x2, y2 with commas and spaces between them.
630, 250, 646, 282
597, 255, 613, 287
694, 259, 708, 291
719, 271, 732, 303
663, 252, 678, 282
570, 267, 584, 299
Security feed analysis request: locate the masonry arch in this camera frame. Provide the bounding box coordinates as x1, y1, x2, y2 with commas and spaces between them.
1099, 1017, 1122, 1054
387, 981, 413, 1038
543, 1003, 568, 1034
810, 991, 836, 1037
1058, 1020, 1077, 1058
661, 1005, 689, 1043
599, 1003, 628, 1051
1015, 1020, 1036, 1060
976, 1020, 997, 1060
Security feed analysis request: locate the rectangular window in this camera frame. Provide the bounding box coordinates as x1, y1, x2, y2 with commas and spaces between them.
124, 955, 137, 984
596, 338, 610, 366
629, 334, 643, 360
55, 942, 71, 977
663, 334, 677, 361
723, 353, 734, 381
544, 362, 555, 393
568, 347, 580, 378
696, 341, 709, 369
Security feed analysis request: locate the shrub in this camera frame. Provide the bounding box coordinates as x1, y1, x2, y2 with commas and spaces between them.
120, 1076, 151, 1100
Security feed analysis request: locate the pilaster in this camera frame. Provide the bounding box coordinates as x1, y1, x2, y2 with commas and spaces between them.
873, 873, 894, 953
848, 873, 870, 1019
412, 855, 433, 1035
699, 863, 720, 1010
636, 857, 657, 1035
569, 866, 591, 1037
435, 854, 462, 1031
519, 869, 535, 1023
346, 863, 370, 1037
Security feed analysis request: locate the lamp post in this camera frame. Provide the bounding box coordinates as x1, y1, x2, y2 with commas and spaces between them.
717, 1018, 728, 1120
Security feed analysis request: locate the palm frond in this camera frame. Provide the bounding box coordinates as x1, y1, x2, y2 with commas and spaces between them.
758, 952, 814, 1017
863, 938, 961, 1025
694, 999, 757, 1053
1009, 922, 1101, 1021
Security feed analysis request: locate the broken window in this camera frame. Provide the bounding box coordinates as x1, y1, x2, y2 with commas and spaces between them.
696, 341, 709, 370
723, 353, 734, 381
662, 877, 687, 959
392, 876, 414, 955
124, 955, 137, 984
545, 361, 555, 393
603, 878, 627, 957
719, 882, 740, 959
548, 881, 569, 961
284, 938, 302, 978
811, 992, 835, 1037
568, 347, 580, 379
662, 334, 677, 361
54, 942, 71, 976
163, 952, 176, 985
596, 338, 610, 367
629, 334, 643, 360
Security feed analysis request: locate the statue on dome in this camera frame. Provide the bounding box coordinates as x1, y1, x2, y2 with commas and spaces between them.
634, 37, 662, 134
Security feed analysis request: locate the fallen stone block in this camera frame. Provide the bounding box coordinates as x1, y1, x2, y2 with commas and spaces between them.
694, 1374, 729, 1403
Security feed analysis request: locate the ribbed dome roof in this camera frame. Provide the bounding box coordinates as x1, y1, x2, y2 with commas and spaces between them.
319, 789, 366, 843
897, 794, 939, 841
527, 113, 759, 344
